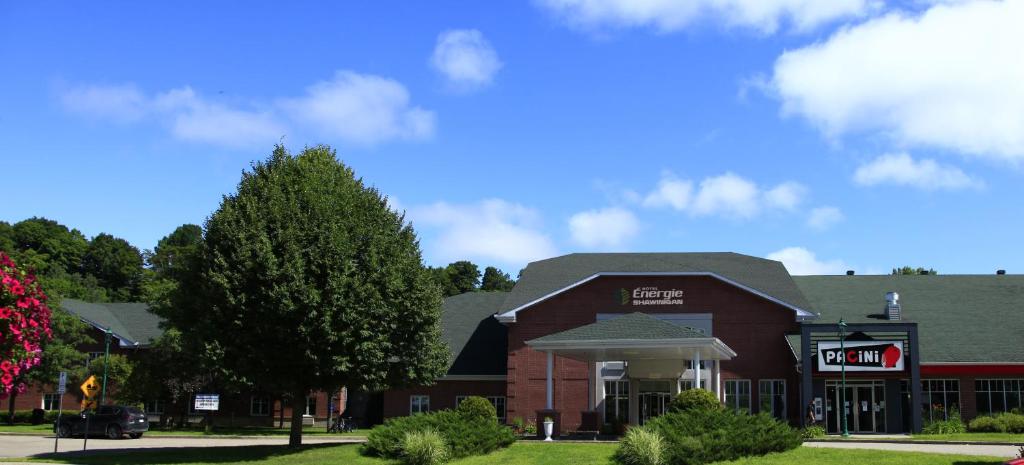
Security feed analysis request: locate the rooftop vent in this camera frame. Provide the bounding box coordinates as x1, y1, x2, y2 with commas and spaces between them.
997, 269, 1006, 275
885, 292, 901, 320
846, 270, 855, 276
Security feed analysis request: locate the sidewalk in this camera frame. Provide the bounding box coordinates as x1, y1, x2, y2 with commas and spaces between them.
806, 440, 1021, 458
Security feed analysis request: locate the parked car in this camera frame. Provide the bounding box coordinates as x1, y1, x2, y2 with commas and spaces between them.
54, 405, 149, 439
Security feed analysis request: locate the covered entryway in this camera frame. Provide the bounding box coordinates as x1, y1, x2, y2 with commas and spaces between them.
526, 313, 737, 430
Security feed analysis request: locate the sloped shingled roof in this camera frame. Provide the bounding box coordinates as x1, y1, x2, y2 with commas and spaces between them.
61, 299, 164, 347
441, 292, 508, 376
528, 313, 707, 344
793, 275, 1024, 363
497, 252, 814, 317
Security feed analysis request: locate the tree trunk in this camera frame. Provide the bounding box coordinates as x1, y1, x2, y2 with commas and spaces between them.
6, 392, 15, 425
288, 392, 305, 447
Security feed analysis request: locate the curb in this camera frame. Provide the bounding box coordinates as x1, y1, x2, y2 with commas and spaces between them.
805, 438, 1024, 446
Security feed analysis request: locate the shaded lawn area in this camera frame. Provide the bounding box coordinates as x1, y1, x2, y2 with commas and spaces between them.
0, 423, 368, 437
26, 442, 1008, 465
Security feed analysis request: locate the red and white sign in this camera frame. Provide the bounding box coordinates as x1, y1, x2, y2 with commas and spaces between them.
817, 341, 904, 372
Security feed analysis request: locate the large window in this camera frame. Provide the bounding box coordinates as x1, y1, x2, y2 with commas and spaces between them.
410, 395, 430, 415
604, 380, 629, 424
759, 380, 786, 420
724, 380, 751, 414
976, 379, 1023, 415
922, 379, 960, 421
305, 396, 317, 416
42, 393, 61, 411
250, 396, 270, 416
455, 396, 507, 423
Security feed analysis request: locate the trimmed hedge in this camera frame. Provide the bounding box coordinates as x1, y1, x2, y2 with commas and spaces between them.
5, 410, 64, 425
668, 389, 722, 413
364, 409, 516, 460
968, 413, 1024, 433
456, 396, 497, 422
617, 409, 801, 465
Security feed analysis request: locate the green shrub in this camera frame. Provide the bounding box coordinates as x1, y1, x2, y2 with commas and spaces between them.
5, 410, 65, 425
800, 425, 826, 439
364, 409, 516, 460
968, 413, 1024, 434
456, 396, 496, 422
399, 429, 449, 465
668, 389, 722, 413
614, 428, 666, 465
922, 418, 966, 434
969, 415, 1002, 433
1001, 413, 1024, 434
618, 409, 801, 465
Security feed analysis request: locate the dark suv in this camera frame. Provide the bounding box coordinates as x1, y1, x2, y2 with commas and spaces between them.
55, 405, 149, 439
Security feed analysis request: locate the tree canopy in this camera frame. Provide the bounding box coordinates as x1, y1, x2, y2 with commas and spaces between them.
892, 266, 937, 276
429, 262, 517, 297
163, 145, 449, 446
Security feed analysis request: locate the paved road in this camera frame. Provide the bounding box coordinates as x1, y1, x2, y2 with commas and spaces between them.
0, 434, 364, 458
806, 440, 1021, 458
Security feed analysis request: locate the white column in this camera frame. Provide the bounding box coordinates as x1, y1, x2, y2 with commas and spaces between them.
713, 360, 722, 401
693, 352, 701, 390
546, 351, 554, 410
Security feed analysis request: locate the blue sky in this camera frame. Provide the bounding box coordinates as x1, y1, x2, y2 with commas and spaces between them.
2, 0, 1022, 276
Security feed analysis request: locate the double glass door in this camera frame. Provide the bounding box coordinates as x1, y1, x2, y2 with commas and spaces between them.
638, 380, 672, 425
826, 381, 886, 434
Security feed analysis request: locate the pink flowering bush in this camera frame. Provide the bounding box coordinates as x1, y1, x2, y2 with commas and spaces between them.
0, 252, 52, 399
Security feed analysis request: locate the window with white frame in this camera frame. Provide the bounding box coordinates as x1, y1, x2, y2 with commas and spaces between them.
250, 396, 270, 416
724, 380, 751, 414
975, 379, 1023, 415
679, 380, 693, 391
759, 380, 786, 420
410, 395, 430, 415
305, 396, 317, 416
144, 399, 164, 414
603, 380, 629, 424
42, 393, 61, 411
922, 379, 960, 421
454, 396, 507, 423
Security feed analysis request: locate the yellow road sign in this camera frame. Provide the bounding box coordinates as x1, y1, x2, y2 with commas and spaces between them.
80, 375, 99, 399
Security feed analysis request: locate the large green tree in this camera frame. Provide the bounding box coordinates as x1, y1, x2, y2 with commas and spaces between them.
481, 266, 515, 291
165, 145, 448, 446
892, 266, 937, 275
9, 217, 89, 275
81, 233, 143, 300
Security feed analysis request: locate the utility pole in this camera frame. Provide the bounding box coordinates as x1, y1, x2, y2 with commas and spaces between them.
839, 318, 849, 438
100, 328, 111, 406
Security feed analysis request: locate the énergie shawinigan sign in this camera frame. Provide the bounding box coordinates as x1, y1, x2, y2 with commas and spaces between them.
817, 341, 904, 372
619, 287, 684, 306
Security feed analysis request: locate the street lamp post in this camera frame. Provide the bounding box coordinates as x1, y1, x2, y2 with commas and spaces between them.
839, 318, 849, 437
100, 328, 111, 406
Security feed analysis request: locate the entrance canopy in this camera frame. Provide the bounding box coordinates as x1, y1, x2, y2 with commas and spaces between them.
526, 313, 737, 362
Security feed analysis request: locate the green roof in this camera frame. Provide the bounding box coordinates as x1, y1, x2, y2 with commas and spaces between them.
499, 252, 814, 317
793, 275, 1024, 363
529, 313, 707, 344
61, 299, 164, 347
441, 292, 508, 376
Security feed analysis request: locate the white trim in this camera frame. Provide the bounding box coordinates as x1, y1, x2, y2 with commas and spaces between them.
437, 375, 508, 381
409, 395, 430, 415
526, 337, 738, 358
494, 272, 817, 323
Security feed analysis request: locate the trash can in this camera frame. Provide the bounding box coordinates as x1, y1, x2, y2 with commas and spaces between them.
31, 408, 45, 425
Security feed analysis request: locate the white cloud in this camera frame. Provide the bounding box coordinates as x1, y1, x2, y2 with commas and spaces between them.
568, 207, 639, 248
641, 172, 693, 210
771, 0, 1024, 161
767, 247, 848, 275
535, 0, 875, 34
60, 83, 148, 122
59, 70, 434, 148
640, 172, 806, 219
431, 29, 503, 90
806, 206, 844, 231
281, 71, 435, 145
410, 199, 557, 265
853, 153, 982, 190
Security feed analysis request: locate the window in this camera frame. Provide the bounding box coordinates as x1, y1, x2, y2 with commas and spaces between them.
305, 396, 317, 416
410, 395, 430, 415
679, 380, 693, 391
144, 400, 164, 414
250, 396, 270, 416
604, 380, 629, 424
759, 380, 786, 420
724, 380, 751, 414
455, 396, 507, 423
921, 379, 960, 421
976, 379, 1024, 415
42, 393, 61, 411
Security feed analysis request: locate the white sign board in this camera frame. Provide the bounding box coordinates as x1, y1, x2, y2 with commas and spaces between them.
817, 340, 905, 372
194, 394, 220, 411
56, 371, 67, 395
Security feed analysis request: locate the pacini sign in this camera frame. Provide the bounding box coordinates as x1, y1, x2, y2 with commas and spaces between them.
619, 287, 685, 306
817, 341, 904, 372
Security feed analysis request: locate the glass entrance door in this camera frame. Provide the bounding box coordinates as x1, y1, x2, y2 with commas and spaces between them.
825, 381, 886, 434
638, 380, 671, 425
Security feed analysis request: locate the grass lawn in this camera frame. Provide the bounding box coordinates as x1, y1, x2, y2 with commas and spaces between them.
909, 432, 1024, 443
0, 423, 368, 437
24, 442, 1009, 465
